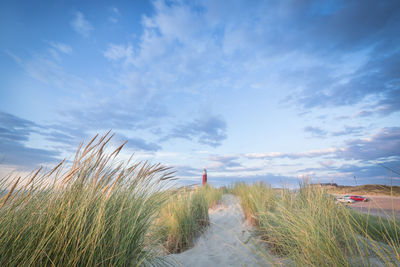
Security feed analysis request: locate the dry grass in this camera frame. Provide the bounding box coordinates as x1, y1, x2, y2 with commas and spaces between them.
156, 184, 222, 253
231, 182, 400, 266
0, 133, 174, 266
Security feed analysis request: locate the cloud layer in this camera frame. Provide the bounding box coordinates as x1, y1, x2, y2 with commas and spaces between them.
0, 112, 59, 167
164, 115, 227, 147
1, 0, 399, 186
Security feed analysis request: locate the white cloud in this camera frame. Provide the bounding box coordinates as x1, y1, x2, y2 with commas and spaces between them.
103, 44, 133, 64
49, 42, 72, 54
8, 48, 90, 95
245, 148, 340, 160
109, 7, 121, 24
111, 7, 120, 15
319, 160, 335, 167
71, 11, 93, 37
25, 57, 88, 92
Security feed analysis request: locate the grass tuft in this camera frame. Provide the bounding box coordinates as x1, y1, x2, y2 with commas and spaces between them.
156, 185, 222, 253
0, 133, 174, 266
231, 182, 400, 266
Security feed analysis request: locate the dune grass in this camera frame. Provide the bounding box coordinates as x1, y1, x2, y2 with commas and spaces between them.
231, 182, 400, 266
156, 184, 222, 253
0, 133, 174, 266
230, 182, 277, 225
198, 183, 223, 208
350, 211, 400, 245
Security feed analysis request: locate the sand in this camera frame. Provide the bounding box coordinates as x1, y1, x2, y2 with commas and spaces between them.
166, 193, 399, 266
336, 194, 400, 218
168, 194, 274, 266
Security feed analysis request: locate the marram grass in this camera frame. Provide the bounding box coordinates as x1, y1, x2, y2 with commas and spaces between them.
231, 182, 400, 266
156, 184, 222, 253
0, 133, 174, 266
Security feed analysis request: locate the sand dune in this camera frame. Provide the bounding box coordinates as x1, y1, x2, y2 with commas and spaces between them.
168, 194, 273, 266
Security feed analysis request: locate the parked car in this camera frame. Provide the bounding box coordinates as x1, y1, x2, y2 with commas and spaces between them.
336, 195, 355, 203
347, 195, 369, 202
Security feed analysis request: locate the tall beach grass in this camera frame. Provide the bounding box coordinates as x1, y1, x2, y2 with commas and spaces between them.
230, 182, 277, 225
156, 184, 222, 253
231, 182, 400, 266
0, 133, 174, 266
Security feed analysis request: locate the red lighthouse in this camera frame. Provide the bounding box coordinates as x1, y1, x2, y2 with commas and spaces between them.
202, 168, 207, 186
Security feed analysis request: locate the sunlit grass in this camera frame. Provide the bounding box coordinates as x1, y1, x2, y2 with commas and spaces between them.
156, 184, 222, 253
231, 182, 400, 266
0, 133, 174, 266
6, 131, 397, 266
230, 182, 276, 225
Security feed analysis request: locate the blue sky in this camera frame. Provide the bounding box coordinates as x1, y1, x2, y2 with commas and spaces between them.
1, 0, 399, 187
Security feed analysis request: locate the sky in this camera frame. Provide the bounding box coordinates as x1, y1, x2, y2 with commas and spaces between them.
0, 0, 399, 187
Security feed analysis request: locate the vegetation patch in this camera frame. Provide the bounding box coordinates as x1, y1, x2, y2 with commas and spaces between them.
156, 184, 222, 253
231, 182, 400, 266
0, 133, 174, 266
0, 133, 225, 265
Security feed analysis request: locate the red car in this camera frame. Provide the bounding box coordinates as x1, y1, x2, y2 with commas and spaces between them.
344, 195, 369, 202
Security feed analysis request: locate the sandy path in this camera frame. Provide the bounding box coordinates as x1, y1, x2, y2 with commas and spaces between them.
168, 194, 271, 267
